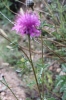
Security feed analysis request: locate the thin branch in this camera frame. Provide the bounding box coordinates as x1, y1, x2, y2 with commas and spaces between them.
0, 80, 19, 100
28, 36, 42, 100
0, 11, 14, 24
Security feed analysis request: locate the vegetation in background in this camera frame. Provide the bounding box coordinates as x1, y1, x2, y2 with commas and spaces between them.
0, 0, 66, 100
0, 0, 14, 24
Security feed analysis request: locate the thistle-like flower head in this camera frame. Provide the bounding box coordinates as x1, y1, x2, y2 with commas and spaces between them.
13, 11, 41, 37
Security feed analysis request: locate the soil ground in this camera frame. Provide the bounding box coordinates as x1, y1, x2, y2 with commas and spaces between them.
0, 60, 26, 100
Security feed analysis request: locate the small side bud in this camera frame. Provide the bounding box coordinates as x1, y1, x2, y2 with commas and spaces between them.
26, 0, 34, 10
47, 0, 52, 4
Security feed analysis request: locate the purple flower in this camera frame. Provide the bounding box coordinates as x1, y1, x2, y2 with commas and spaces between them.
13, 12, 41, 37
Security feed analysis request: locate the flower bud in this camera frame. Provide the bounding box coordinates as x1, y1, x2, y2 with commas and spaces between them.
47, 0, 52, 4
26, 0, 34, 9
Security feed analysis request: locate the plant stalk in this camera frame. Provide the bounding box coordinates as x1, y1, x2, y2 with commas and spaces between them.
0, 80, 19, 100
41, 34, 44, 99
28, 35, 42, 100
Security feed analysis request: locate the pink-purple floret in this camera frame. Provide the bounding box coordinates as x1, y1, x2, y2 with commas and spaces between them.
13, 12, 41, 37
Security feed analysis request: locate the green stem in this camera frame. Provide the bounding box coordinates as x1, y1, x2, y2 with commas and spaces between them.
41, 34, 44, 99
0, 78, 19, 100
41, 34, 44, 63
28, 35, 42, 100
0, 97, 2, 100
